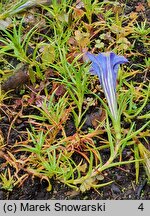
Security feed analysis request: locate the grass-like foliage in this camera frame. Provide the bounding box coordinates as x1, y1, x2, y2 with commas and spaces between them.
0, 0, 149, 192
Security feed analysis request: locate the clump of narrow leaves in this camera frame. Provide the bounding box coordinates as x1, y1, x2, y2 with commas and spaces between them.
0, 0, 149, 192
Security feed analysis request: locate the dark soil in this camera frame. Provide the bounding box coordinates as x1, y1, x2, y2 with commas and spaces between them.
0, 166, 149, 200
0, 0, 149, 200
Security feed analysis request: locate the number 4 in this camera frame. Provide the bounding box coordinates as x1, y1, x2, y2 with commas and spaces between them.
138, 203, 144, 211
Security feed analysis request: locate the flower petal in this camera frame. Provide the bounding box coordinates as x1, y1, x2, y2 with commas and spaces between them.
86, 51, 128, 119
86, 52, 101, 76
112, 54, 128, 83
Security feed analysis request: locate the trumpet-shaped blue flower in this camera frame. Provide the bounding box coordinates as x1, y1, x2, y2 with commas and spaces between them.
87, 52, 128, 119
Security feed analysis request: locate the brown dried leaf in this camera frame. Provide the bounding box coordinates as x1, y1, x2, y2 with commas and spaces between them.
2, 65, 29, 92
135, 3, 145, 12
73, 8, 85, 19
75, 30, 90, 48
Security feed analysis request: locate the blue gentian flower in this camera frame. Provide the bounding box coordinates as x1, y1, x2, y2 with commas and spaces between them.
87, 52, 128, 119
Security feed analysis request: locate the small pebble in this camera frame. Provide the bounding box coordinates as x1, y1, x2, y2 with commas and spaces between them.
111, 184, 121, 194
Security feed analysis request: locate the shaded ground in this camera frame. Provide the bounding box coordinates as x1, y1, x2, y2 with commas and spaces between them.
0, 0, 150, 200
0, 167, 149, 200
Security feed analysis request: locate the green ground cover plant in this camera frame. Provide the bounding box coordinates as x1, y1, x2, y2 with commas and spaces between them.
0, 0, 149, 196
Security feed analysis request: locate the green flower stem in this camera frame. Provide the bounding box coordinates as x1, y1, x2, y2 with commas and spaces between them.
90, 141, 122, 178
113, 117, 121, 141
